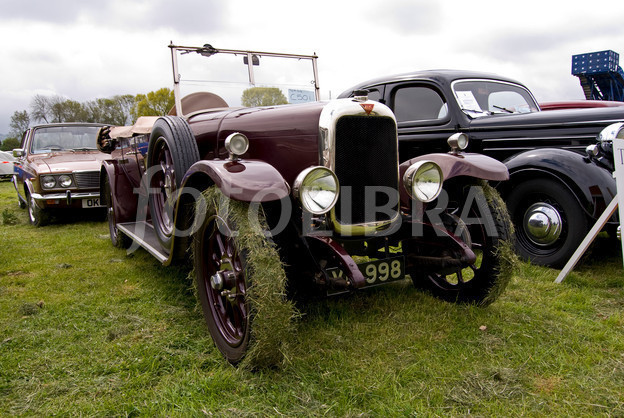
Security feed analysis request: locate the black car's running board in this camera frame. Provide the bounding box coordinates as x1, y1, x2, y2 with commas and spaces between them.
117, 221, 169, 264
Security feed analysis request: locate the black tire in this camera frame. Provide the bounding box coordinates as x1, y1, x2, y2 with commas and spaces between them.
27, 192, 49, 227
147, 116, 200, 252
104, 177, 130, 249
193, 187, 295, 367
411, 182, 514, 306
506, 179, 587, 269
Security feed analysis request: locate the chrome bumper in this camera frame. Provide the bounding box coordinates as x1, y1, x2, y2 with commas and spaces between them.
31, 190, 100, 204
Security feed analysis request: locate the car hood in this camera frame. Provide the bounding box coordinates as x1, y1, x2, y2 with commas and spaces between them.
28, 151, 108, 174
469, 106, 624, 130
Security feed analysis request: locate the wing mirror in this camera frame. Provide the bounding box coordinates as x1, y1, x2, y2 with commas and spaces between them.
96, 126, 117, 153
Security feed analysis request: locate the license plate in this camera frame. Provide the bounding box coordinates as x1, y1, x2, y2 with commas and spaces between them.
82, 198, 103, 208
359, 256, 405, 286
326, 256, 405, 287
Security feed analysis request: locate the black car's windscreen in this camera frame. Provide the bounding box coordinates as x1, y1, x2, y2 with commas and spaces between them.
452, 80, 539, 116
30, 126, 101, 154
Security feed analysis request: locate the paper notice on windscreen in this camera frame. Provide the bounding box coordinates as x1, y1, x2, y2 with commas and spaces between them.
613, 138, 624, 267
456, 91, 482, 112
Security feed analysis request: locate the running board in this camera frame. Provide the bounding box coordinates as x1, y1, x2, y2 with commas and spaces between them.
117, 221, 169, 264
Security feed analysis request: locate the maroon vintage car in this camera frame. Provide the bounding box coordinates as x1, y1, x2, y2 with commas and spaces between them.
13, 123, 108, 226
99, 43, 514, 367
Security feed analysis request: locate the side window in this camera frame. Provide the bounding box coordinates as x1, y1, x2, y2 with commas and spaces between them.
365, 88, 382, 102
392, 86, 447, 123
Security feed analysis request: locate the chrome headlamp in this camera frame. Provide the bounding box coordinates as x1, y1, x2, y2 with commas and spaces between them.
596, 122, 624, 155
597, 122, 624, 143
403, 160, 443, 202
293, 166, 340, 214
448, 132, 469, 155
58, 174, 73, 188
224, 132, 249, 160
41, 175, 56, 189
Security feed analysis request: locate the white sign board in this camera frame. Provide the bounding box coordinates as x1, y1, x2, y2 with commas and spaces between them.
288, 89, 315, 104
555, 140, 623, 283
613, 137, 624, 265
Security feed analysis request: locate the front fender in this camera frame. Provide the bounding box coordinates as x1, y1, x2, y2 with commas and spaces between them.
399, 152, 509, 206
502, 148, 616, 219
400, 153, 509, 183
180, 159, 290, 202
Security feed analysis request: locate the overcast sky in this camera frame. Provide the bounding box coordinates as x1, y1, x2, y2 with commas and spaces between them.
1, 0, 623, 135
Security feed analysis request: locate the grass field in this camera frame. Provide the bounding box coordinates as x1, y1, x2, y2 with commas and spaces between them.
1, 179, 623, 416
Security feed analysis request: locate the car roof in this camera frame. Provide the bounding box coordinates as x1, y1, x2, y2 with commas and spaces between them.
30, 122, 106, 129
339, 69, 526, 96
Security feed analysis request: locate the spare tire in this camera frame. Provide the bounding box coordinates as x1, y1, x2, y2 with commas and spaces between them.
146, 116, 200, 252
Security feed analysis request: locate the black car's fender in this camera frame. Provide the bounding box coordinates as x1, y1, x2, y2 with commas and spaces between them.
500, 148, 616, 219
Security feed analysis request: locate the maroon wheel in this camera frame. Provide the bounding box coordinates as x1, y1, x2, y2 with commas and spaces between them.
192, 187, 295, 367
146, 116, 199, 252
195, 215, 251, 360
149, 137, 176, 238
411, 183, 514, 306
105, 177, 130, 249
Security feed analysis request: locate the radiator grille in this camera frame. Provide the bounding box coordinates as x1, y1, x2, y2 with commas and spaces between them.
73, 171, 100, 189
333, 116, 399, 226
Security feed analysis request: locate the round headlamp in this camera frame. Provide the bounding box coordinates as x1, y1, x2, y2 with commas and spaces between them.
42, 175, 56, 189
58, 174, 73, 188
447, 133, 469, 154
293, 166, 340, 215
224, 132, 249, 159
597, 122, 624, 143
403, 160, 443, 202
596, 122, 624, 155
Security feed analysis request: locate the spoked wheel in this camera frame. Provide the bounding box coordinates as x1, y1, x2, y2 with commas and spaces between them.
193, 187, 295, 367
411, 182, 514, 306
150, 139, 176, 238
506, 179, 587, 268
196, 215, 250, 360
27, 192, 49, 227
147, 116, 199, 252
105, 177, 130, 248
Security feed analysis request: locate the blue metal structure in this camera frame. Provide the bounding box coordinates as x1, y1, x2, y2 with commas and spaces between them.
572, 50, 624, 102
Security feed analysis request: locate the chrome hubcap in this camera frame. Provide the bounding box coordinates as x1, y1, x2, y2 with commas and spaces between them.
164, 172, 173, 202
523, 202, 562, 246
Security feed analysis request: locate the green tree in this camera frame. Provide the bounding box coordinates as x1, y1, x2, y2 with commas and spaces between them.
85, 95, 135, 126
50, 98, 87, 123
9, 110, 30, 137
241, 87, 288, 107
1, 137, 20, 151
133, 88, 175, 119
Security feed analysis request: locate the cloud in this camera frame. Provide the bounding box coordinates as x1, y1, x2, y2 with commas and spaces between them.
366, 0, 442, 34
1, 0, 226, 34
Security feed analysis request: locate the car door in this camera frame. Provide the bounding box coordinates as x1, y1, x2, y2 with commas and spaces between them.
13, 129, 32, 200
383, 82, 456, 160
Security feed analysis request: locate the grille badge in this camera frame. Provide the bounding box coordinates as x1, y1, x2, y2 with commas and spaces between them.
360, 103, 374, 115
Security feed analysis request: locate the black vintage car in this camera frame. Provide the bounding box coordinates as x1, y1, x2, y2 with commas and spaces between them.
340, 70, 622, 268
99, 44, 514, 367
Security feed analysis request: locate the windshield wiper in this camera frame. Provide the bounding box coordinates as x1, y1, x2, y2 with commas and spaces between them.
72, 147, 97, 151
492, 105, 514, 113
461, 108, 491, 117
